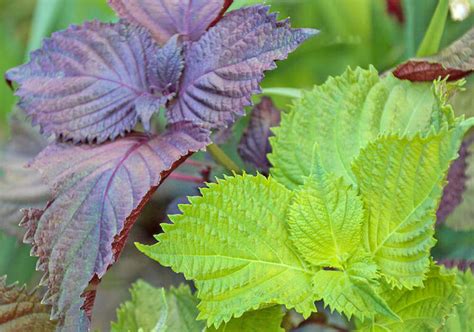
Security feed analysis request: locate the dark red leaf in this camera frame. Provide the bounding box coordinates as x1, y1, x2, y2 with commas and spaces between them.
238, 96, 281, 173
393, 27, 474, 82
393, 61, 471, 81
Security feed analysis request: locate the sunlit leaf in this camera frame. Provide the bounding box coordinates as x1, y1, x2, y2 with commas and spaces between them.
353, 130, 465, 288
313, 257, 398, 322
269, 67, 452, 189
138, 174, 316, 328
288, 171, 364, 268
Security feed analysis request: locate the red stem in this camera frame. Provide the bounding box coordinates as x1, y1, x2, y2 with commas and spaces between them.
169, 172, 204, 184
184, 159, 215, 168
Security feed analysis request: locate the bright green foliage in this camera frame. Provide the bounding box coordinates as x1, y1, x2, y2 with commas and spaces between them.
207, 306, 285, 332
111, 281, 202, 332
312, 256, 398, 321
353, 130, 463, 289
357, 265, 461, 331
137, 174, 316, 328
444, 269, 474, 331
112, 281, 286, 332
288, 169, 396, 320
288, 171, 365, 268
137, 68, 474, 329
269, 67, 451, 188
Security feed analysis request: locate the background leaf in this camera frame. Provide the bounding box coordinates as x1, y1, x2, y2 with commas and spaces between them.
108, 0, 230, 44
0, 275, 57, 331
112, 281, 203, 332
443, 269, 474, 331
237, 97, 281, 173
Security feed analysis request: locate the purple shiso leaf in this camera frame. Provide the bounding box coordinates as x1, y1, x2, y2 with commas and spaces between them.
20, 124, 210, 330
437, 137, 472, 224
238, 96, 281, 173
150, 35, 184, 96
108, 0, 232, 45
0, 113, 50, 238
5, 21, 184, 143
167, 5, 318, 128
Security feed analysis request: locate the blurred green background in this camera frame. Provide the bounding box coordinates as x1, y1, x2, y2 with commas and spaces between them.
0, 0, 472, 330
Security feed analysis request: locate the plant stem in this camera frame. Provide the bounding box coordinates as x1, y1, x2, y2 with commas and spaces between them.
169, 172, 204, 184
262, 87, 303, 99
184, 159, 215, 168
416, 0, 449, 57
207, 144, 240, 173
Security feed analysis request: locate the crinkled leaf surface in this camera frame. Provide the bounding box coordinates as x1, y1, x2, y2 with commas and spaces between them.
394, 27, 473, 81
357, 265, 461, 332
443, 269, 474, 331
288, 172, 364, 268
6, 21, 181, 143
312, 258, 397, 322
238, 96, 281, 173
0, 114, 49, 238
108, 0, 232, 44
138, 174, 316, 328
22, 124, 210, 330
0, 276, 56, 331
269, 67, 450, 189
112, 281, 203, 332
353, 130, 465, 289
287, 171, 395, 321
167, 5, 317, 127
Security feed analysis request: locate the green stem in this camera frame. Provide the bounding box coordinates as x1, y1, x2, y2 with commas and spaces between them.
262, 87, 303, 99
462, 117, 474, 131
416, 0, 449, 57
207, 144, 240, 173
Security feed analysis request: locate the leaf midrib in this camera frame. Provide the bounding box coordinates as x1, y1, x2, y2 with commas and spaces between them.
158, 253, 313, 275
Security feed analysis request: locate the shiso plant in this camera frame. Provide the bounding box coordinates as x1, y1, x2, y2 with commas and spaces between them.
1, 0, 315, 330
1, 0, 474, 331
